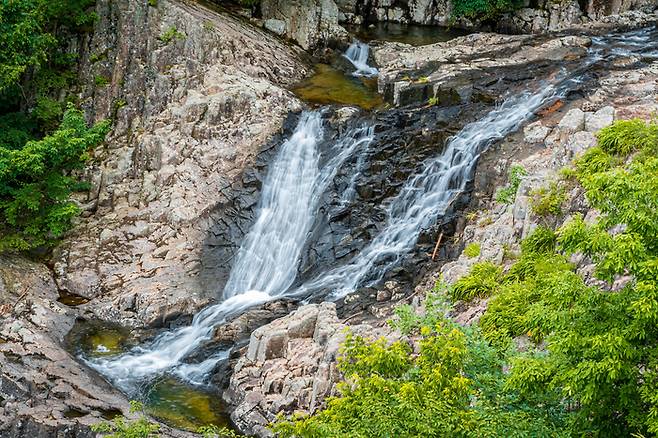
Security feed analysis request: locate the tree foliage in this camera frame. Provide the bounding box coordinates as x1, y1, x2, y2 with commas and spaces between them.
483, 118, 658, 435
0, 105, 109, 251
0, 0, 105, 253
452, 0, 522, 21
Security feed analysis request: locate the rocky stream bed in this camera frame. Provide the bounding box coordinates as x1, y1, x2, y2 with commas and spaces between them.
0, 0, 657, 437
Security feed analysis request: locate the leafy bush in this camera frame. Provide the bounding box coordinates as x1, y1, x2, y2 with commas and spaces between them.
0, 105, 109, 251
597, 118, 658, 156
197, 425, 245, 437
483, 118, 658, 435
530, 182, 566, 217
92, 401, 160, 438
452, 0, 522, 20
159, 26, 185, 44
464, 242, 481, 258
95, 75, 110, 87
520, 225, 556, 255
495, 164, 526, 204
272, 319, 568, 438
450, 261, 502, 301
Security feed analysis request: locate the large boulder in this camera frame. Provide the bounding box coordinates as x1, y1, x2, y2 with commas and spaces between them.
224, 303, 394, 437
261, 0, 348, 50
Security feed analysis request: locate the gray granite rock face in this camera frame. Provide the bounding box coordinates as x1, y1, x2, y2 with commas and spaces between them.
261, 0, 348, 49
53, 0, 307, 327
333, 0, 657, 33
225, 303, 395, 436
0, 256, 128, 437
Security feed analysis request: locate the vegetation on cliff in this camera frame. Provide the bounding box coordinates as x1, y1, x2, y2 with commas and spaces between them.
274, 119, 658, 436
0, 0, 108, 252
452, 0, 523, 21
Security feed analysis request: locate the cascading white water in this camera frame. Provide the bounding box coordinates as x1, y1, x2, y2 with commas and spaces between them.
90, 27, 658, 390
344, 40, 379, 77
293, 84, 563, 300
88, 113, 374, 390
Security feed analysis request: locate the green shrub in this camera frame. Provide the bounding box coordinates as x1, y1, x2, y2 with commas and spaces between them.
450, 261, 502, 301
92, 401, 159, 437
428, 96, 439, 106
148, 0, 157, 6
158, 26, 185, 44
95, 75, 110, 87
484, 118, 658, 435
0, 105, 110, 252
197, 425, 244, 437
203, 21, 215, 31
452, 0, 522, 20
272, 320, 568, 438
520, 225, 557, 255
89, 51, 108, 63
33, 96, 63, 133
495, 164, 527, 204
530, 182, 566, 217
597, 118, 658, 156
464, 242, 481, 258
389, 287, 450, 335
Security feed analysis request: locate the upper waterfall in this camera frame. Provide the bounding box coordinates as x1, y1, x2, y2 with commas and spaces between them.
344, 40, 379, 77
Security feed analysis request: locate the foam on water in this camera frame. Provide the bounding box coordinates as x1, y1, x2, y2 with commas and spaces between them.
344, 40, 379, 77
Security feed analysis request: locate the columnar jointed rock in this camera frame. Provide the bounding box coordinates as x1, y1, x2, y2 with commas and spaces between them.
261, 0, 349, 50
224, 303, 393, 437
53, 0, 307, 327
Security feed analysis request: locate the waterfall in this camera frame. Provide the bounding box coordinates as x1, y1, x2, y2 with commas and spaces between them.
344, 40, 379, 77
293, 84, 563, 300
88, 113, 374, 390
89, 27, 658, 390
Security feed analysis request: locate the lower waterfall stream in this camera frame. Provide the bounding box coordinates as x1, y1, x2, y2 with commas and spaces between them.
83, 25, 658, 429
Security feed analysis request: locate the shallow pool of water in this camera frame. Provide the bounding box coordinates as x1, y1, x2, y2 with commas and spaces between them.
66, 320, 131, 357
346, 22, 469, 46
67, 320, 232, 432
145, 377, 230, 431
292, 63, 383, 109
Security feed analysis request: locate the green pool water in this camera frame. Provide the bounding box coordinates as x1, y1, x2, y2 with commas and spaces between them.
145, 377, 231, 431
292, 63, 383, 110
346, 22, 470, 46
67, 320, 232, 432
